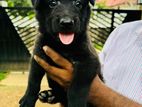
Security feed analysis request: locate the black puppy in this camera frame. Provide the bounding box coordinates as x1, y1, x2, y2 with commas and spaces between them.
19, 0, 101, 107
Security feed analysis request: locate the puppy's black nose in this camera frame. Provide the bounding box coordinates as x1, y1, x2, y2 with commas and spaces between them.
59, 17, 74, 27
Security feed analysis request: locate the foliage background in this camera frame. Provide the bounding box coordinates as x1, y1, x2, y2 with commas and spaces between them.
6, 0, 34, 18
6, 0, 32, 7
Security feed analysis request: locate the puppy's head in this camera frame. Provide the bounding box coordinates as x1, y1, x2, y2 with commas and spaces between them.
32, 0, 95, 45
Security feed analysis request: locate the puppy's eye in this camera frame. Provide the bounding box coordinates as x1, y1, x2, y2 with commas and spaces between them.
48, 0, 59, 8
73, 0, 82, 9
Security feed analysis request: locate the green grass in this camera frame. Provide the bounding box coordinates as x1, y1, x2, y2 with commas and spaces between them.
0, 72, 8, 81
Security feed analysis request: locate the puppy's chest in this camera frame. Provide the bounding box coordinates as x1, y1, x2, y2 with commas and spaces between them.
37, 35, 90, 63
61, 51, 83, 63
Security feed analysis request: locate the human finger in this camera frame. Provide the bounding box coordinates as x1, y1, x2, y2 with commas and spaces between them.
34, 55, 72, 87
43, 46, 73, 72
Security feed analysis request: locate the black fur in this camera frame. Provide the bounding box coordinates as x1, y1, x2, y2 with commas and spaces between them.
19, 0, 102, 107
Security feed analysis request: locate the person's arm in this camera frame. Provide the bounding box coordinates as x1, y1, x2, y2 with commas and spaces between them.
34, 46, 142, 107
89, 76, 142, 107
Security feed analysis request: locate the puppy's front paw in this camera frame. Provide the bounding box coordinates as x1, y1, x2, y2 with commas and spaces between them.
19, 95, 37, 107
38, 90, 58, 104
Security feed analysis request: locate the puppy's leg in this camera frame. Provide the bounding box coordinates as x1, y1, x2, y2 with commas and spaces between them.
19, 58, 45, 107
68, 61, 99, 107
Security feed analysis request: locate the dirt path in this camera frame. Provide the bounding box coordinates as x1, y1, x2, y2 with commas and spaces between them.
0, 72, 60, 107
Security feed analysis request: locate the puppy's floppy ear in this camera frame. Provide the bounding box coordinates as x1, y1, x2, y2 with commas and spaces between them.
31, 0, 39, 8
89, 0, 95, 5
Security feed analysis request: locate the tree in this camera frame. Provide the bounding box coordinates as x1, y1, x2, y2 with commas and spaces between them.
5, 0, 34, 18
6, 0, 32, 7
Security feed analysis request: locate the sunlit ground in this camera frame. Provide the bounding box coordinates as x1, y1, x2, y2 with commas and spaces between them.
0, 72, 60, 107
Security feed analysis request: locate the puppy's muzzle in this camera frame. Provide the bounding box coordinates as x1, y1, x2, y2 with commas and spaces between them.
59, 17, 74, 30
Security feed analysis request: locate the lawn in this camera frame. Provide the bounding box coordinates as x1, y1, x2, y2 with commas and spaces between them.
0, 72, 8, 81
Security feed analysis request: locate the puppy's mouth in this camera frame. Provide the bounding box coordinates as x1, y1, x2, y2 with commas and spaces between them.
59, 32, 75, 45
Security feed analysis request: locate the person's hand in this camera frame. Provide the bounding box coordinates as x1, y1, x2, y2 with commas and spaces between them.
34, 46, 73, 88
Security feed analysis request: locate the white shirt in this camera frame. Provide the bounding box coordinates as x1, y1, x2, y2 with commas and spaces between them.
99, 20, 142, 104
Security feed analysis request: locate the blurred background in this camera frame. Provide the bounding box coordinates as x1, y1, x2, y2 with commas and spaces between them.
0, 0, 142, 70
0, 0, 142, 107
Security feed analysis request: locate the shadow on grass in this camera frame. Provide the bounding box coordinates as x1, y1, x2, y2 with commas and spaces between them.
0, 72, 9, 81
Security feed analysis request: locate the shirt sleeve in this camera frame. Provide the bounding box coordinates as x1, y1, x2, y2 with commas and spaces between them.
99, 26, 121, 72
